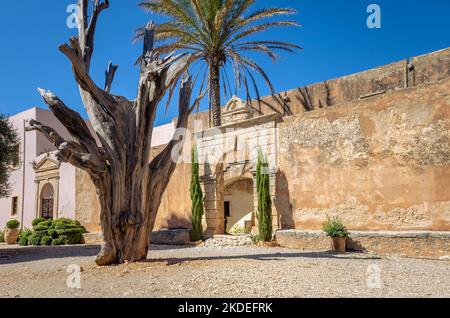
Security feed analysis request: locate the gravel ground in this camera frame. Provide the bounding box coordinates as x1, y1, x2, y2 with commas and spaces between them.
0, 244, 449, 298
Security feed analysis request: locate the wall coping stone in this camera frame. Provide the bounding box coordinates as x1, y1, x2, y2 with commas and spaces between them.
277, 230, 450, 239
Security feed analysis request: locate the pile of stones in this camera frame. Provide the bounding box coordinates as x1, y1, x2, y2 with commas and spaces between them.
204, 234, 252, 248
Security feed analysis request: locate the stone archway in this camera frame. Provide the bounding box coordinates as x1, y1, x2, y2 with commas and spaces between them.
196, 99, 282, 238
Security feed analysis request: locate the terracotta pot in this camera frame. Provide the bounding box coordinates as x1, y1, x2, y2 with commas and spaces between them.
5, 228, 19, 245
331, 237, 347, 253
257, 241, 278, 248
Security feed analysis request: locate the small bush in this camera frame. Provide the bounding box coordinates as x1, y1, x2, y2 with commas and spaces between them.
51, 237, 64, 246
28, 234, 43, 246
47, 229, 58, 238
0, 231, 4, 243
40, 236, 53, 246
33, 219, 53, 231
6, 219, 20, 229
230, 225, 247, 235
24, 217, 87, 246
250, 234, 261, 244
32, 217, 46, 227
322, 215, 349, 238
18, 229, 32, 246
53, 218, 83, 229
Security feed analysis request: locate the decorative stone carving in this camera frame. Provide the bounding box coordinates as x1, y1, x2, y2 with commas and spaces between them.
222, 96, 254, 124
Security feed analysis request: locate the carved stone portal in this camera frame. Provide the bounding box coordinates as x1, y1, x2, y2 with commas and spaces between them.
196, 104, 282, 237
33, 153, 60, 220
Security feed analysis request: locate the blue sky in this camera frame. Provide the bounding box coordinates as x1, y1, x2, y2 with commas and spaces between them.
0, 0, 449, 126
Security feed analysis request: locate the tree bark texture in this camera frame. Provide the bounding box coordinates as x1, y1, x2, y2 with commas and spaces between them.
26, 1, 205, 265
209, 59, 222, 127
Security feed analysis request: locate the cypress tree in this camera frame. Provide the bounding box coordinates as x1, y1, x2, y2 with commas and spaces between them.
256, 150, 272, 242
190, 145, 204, 241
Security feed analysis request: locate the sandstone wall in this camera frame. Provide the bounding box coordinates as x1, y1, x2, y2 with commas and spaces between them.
74, 47, 450, 235
250, 47, 450, 116
278, 78, 450, 231
75, 168, 101, 233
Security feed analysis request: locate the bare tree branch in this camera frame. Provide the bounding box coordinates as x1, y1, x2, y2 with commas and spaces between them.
37, 88, 101, 156
105, 61, 118, 93
60, 41, 117, 107
77, 0, 110, 70
25, 119, 66, 147
26, 119, 106, 178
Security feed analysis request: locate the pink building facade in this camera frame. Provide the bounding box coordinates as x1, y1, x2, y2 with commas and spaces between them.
0, 107, 174, 231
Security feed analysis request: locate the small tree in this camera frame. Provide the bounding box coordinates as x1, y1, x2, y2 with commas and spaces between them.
190, 145, 204, 241
256, 149, 272, 242
0, 114, 19, 198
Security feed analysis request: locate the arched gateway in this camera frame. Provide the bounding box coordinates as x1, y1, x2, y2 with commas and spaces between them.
195, 97, 281, 237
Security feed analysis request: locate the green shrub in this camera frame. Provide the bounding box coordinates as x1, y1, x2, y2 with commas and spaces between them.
51, 237, 64, 246
53, 218, 83, 229
250, 234, 261, 244
256, 150, 272, 242
33, 219, 53, 231
189, 146, 204, 242
59, 233, 82, 245
322, 215, 349, 238
40, 236, 53, 246
18, 229, 32, 246
6, 219, 20, 229
32, 217, 46, 227
0, 231, 4, 243
230, 225, 247, 235
47, 229, 58, 238
28, 234, 43, 246
26, 217, 86, 246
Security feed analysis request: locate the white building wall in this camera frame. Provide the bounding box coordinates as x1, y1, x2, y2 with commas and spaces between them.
0, 108, 37, 230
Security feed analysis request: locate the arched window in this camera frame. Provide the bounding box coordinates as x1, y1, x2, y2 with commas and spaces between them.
40, 183, 54, 219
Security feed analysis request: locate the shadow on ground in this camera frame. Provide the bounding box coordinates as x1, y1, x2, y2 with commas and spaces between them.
145, 251, 381, 266
0, 245, 101, 265
0, 244, 381, 265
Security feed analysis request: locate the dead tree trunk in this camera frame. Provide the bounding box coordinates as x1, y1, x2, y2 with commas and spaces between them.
26, 0, 205, 265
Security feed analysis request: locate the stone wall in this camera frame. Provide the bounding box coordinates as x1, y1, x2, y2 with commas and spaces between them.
277, 78, 450, 231
250, 47, 450, 116
277, 230, 450, 259
75, 168, 101, 233
73, 47, 450, 239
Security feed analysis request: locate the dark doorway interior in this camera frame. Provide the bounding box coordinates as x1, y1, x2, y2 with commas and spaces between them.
224, 201, 230, 233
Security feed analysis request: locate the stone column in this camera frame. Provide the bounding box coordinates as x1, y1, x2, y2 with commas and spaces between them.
200, 164, 225, 238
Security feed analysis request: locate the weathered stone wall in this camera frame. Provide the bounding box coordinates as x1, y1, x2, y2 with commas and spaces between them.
277, 230, 450, 259
250, 47, 450, 116
75, 168, 101, 233
74, 47, 450, 237
278, 78, 450, 231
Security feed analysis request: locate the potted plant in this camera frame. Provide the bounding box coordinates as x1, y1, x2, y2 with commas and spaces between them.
322, 216, 349, 253
4, 219, 20, 245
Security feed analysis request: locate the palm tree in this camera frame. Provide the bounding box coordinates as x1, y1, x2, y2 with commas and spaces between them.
137, 0, 301, 127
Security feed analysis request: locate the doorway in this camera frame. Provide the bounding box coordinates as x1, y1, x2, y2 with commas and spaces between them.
40, 183, 55, 219
224, 178, 254, 233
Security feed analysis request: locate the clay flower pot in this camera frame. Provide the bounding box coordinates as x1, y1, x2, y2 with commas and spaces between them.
331, 237, 347, 253
257, 241, 278, 247
5, 228, 19, 245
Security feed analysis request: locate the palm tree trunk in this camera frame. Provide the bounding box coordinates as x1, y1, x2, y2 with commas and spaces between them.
209, 61, 222, 127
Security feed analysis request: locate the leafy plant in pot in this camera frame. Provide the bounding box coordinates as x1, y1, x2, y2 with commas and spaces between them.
322, 216, 349, 253
4, 220, 20, 245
